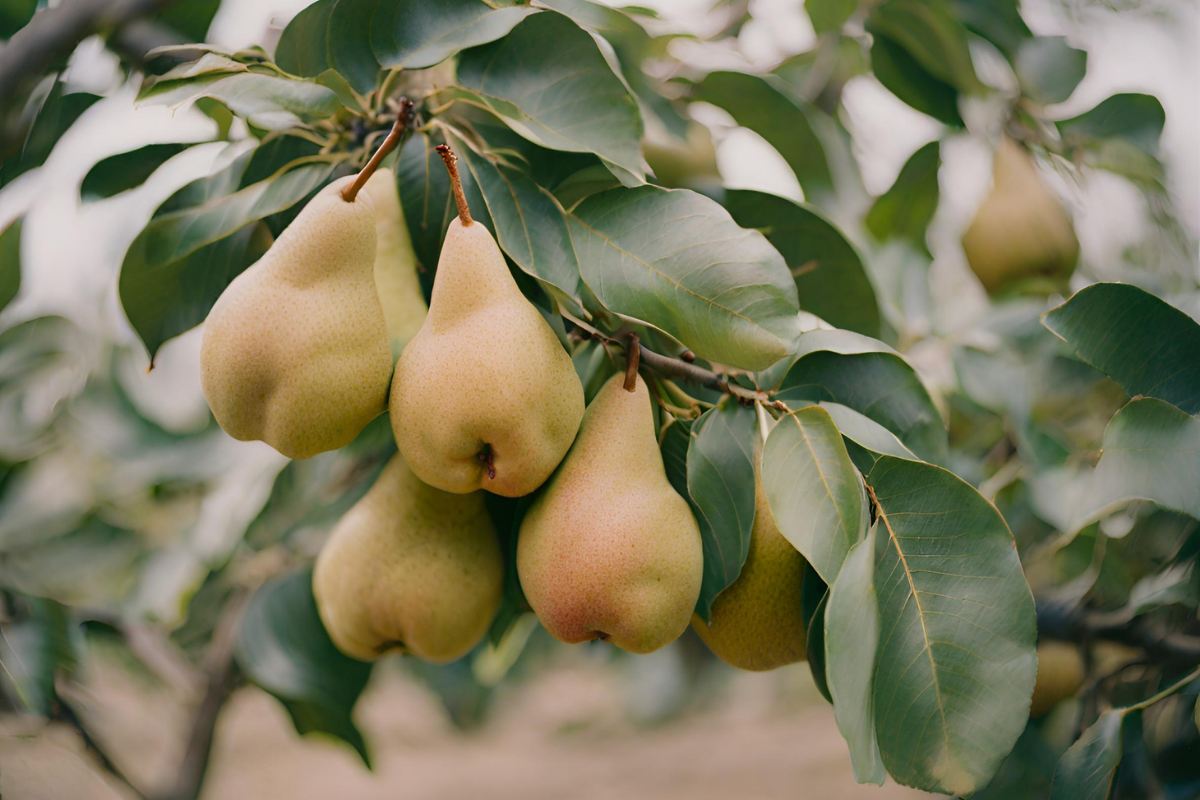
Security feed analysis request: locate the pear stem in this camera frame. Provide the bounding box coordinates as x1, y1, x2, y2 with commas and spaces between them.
623, 333, 641, 392
340, 97, 414, 203
435, 143, 473, 226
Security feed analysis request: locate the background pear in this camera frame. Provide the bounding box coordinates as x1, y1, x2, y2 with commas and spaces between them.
200, 175, 393, 459
313, 452, 503, 663
691, 453, 808, 671
1029, 641, 1085, 718
962, 136, 1079, 294
390, 146, 583, 497
517, 372, 704, 654
364, 168, 427, 358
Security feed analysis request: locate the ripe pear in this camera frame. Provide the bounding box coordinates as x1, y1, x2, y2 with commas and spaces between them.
517, 372, 704, 654
1030, 640, 1085, 718
200, 175, 392, 459
363, 168, 427, 357
962, 137, 1079, 295
691, 455, 808, 671
313, 452, 503, 663
389, 146, 584, 497
643, 121, 720, 191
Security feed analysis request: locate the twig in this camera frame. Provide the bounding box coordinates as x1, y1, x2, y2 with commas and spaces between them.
340, 98, 413, 203
435, 143, 473, 226
623, 333, 641, 391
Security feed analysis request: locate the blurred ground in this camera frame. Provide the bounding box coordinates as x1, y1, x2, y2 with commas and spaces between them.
0, 649, 931, 800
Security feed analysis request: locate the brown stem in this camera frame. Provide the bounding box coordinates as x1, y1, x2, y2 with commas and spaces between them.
340, 98, 413, 203
435, 143, 473, 226
623, 334, 641, 392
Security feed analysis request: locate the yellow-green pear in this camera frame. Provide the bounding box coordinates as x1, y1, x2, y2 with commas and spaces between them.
313, 452, 503, 663
200, 174, 392, 459
363, 168, 427, 357
389, 145, 584, 497
962, 137, 1079, 294
517, 372, 704, 654
691, 454, 808, 671
643, 121, 720, 191
1030, 640, 1085, 718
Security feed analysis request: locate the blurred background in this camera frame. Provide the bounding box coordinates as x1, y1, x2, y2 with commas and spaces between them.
0, 0, 1197, 798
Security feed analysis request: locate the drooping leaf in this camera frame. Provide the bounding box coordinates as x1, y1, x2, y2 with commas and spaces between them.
687, 402, 757, 620
0, 83, 100, 187
569, 185, 801, 371
869, 456, 1037, 796
235, 570, 374, 766
1055, 94, 1165, 154
0, 217, 21, 313
138, 69, 342, 131
1015, 36, 1087, 105
1043, 283, 1200, 414
275, 0, 334, 77
371, 0, 536, 70
869, 36, 962, 127
80, 143, 192, 201
825, 528, 887, 785
1069, 398, 1200, 532
1048, 710, 1126, 800
762, 406, 867, 583
723, 189, 880, 338
453, 10, 644, 184
865, 140, 940, 254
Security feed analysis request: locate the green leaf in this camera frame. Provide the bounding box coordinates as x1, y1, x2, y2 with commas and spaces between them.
235, 570, 374, 766
158, 0, 220, 42
687, 402, 757, 620
0, 83, 100, 187
869, 36, 963, 127
326, 0, 383, 95
80, 143, 192, 201
806, 588, 831, 702
569, 185, 800, 371
397, 130, 462, 283
659, 415, 693, 501
866, 0, 980, 92
1048, 709, 1125, 800
865, 140, 939, 253
807, 0, 857, 33
869, 456, 1037, 796
0, 596, 79, 716
824, 528, 886, 785
694, 71, 835, 205
723, 189, 880, 338
0, 0, 36, 39
1043, 283, 1200, 414
1015, 36, 1086, 105
775, 334, 947, 463
275, 0, 334, 77
453, 11, 644, 183
762, 406, 867, 583
0, 217, 21, 313
1055, 93, 1165, 154
371, 0, 536, 69
953, 0, 1030, 58
120, 163, 338, 358
1069, 398, 1200, 531
819, 402, 920, 465
139, 70, 342, 130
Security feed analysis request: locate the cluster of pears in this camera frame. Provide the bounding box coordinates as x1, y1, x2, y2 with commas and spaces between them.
962, 136, 1079, 295
199, 120, 808, 669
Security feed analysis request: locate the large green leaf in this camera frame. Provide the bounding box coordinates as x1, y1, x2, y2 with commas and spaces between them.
275, 0, 334, 77
1055, 94, 1165, 154
569, 185, 800, 371
120, 163, 339, 359
371, 0, 535, 69
0, 217, 21, 313
326, 0, 383, 94
0, 83, 100, 187
865, 140, 940, 254
80, 143, 192, 201
687, 402, 756, 620
1048, 710, 1125, 800
723, 189, 880, 338
453, 11, 644, 184
868, 456, 1037, 795
397, 130, 463, 282
1043, 283, 1200, 414
1070, 398, 1200, 531
235, 570, 374, 765
866, 0, 980, 92
824, 528, 886, 785
869, 35, 962, 127
138, 68, 342, 130
1015, 36, 1086, 105
762, 406, 867, 583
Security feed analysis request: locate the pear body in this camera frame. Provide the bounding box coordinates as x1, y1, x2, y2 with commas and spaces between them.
962, 137, 1079, 295
313, 452, 503, 663
643, 122, 720, 191
517, 373, 704, 654
390, 217, 584, 497
691, 463, 808, 670
200, 175, 393, 459
364, 169, 427, 358
1030, 641, 1085, 718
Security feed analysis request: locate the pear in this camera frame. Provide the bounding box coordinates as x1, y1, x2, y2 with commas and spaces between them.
389, 145, 584, 497
962, 137, 1079, 294
363, 168, 427, 357
643, 121, 720, 191
517, 372, 704, 654
691, 454, 808, 671
200, 174, 393, 459
1030, 640, 1085, 718
313, 452, 503, 663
